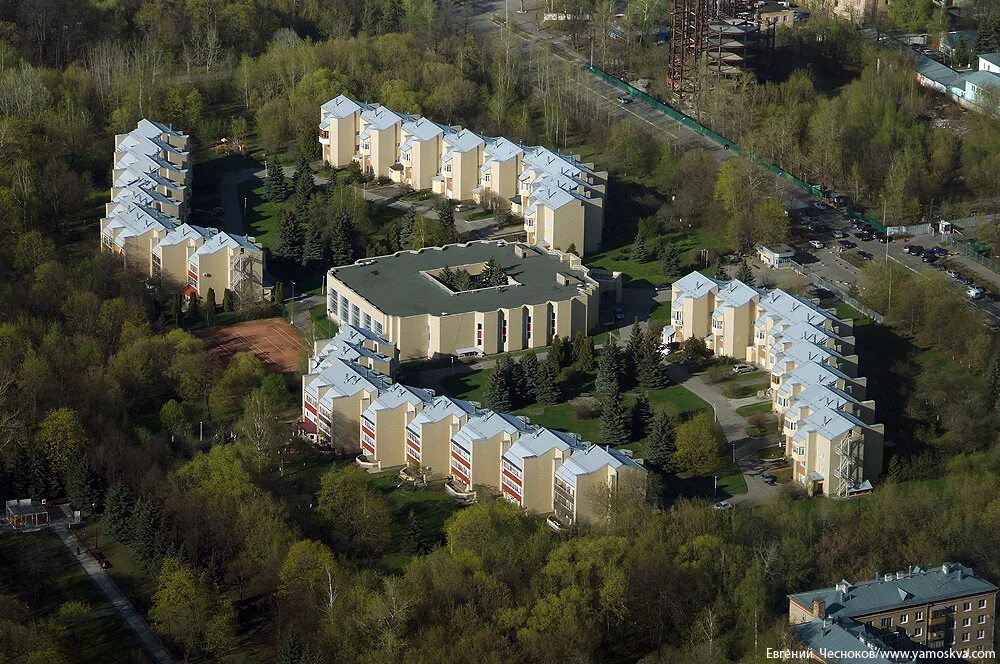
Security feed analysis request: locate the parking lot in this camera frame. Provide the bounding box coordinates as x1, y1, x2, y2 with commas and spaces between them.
784, 200, 1000, 324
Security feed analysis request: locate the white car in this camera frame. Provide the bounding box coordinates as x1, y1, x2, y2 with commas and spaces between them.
732, 363, 755, 374
808, 240, 825, 249
713, 500, 733, 511
968, 286, 984, 299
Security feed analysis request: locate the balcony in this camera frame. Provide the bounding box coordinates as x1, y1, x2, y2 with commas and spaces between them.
444, 479, 477, 505
355, 454, 381, 472
318, 132, 330, 145
546, 514, 572, 532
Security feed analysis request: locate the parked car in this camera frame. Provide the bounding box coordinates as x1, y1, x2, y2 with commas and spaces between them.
946, 269, 960, 279
617, 95, 633, 105
713, 500, 733, 511
857, 250, 874, 260
732, 363, 755, 374
615, 307, 625, 320
837, 240, 857, 250
930, 246, 948, 257
854, 229, 872, 239
812, 201, 828, 210
958, 275, 974, 286
808, 239, 825, 249
968, 286, 985, 299
654, 282, 670, 291
921, 254, 939, 264
831, 229, 846, 239
762, 473, 777, 486
903, 245, 924, 255
929, 262, 946, 271
875, 233, 891, 243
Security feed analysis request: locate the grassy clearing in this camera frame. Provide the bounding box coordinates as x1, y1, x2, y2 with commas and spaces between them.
76, 520, 157, 616
721, 381, 769, 399
238, 180, 283, 251
757, 445, 785, 460
309, 302, 338, 339
736, 401, 773, 417
0, 532, 149, 663
587, 229, 729, 288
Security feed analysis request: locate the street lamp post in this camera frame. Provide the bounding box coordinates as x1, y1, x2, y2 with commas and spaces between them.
290, 280, 296, 325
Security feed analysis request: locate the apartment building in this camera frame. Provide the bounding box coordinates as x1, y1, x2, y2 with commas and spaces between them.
552, 444, 645, 528
663, 272, 883, 497
450, 411, 533, 491
301, 328, 645, 527
319, 95, 608, 256
501, 428, 579, 513
326, 241, 603, 360
100, 119, 265, 300
359, 383, 435, 469
308, 325, 400, 379
789, 563, 997, 662
405, 395, 480, 474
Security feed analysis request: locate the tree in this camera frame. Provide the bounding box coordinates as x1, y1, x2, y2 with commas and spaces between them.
171, 293, 183, 327
484, 359, 513, 412
713, 260, 728, 281
482, 257, 505, 286
572, 332, 595, 372
103, 482, 135, 542
736, 261, 755, 286
222, 289, 235, 312
238, 388, 283, 470
273, 281, 285, 305
600, 381, 631, 447
673, 412, 725, 475
275, 208, 303, 262
436, 198, 455, 239
160, 399, 189, 438
550, 335, 570, 369
534, 354, 561, 404
631, 392, 653, 439
660, 242, 683, 280
204, 288, 216, 326
637, 329, 667, 390
264, 159, 289, 201
317, 466, 391, 558
187, 293, 199, 322
35, 407, 90, 480
66, 455, 105, 513
292, 157, 314, 203
632, 233, 651, 262
329, 212, 355, 267
520, 350, 541, 402
301, 220, 327, 269
150, 556, 237, 662
646, 412, 676, 472
404, 510, 425, 554
596, 337, 623, 394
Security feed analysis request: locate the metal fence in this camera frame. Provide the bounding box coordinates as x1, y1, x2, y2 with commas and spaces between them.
788, 262, 886, 324
942, 236, 1000, 289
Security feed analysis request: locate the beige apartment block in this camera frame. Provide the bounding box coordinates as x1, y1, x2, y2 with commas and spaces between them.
326, 241, 602, 360
358, 383, 434, 470
302, 359, 392, 447
153, 224, 215, 290
309, 327, 399, 380
552, 445, 644, 528
186, 232, 264, 300
405, 396, 480, 478
449, 411, 533, 491
789, 564, 997, 661
501, 428, 578, 513
319, 95, 608, 256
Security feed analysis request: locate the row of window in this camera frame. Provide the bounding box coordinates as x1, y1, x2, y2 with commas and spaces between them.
878, 600, 989, 629
501, 473, 521, 496
476, 312, 544, 348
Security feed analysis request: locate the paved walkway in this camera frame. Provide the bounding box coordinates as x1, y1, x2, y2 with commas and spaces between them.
664, 364, 782, 505
53, 525, 176, 664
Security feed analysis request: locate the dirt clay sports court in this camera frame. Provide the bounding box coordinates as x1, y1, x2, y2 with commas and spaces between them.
196, 318, 304, 373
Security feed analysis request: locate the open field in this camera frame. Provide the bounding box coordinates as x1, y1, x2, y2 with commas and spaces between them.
196, 317, 304, 373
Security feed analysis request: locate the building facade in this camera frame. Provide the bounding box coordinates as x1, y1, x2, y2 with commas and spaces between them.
789, 564, 997, 662
319, 95, 608, 255
326, 241, 604, 360
663, 272, 884, 497
301, 327, 644, 527
100, 119, 265, 300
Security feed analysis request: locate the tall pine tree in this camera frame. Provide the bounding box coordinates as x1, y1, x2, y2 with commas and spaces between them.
646, 412, 676, 472
572, 332, 595, 372
633, 233, 651, 262
329, 212, 355, 267
631, 392, 653, 440
660, 242, 683, 279
596, 337, 623, 394
736, 260, 755, 286
482, 257, 506, 286
302, 221, 327, 269
534, 354, 561, 404
264, 160, 288, 201
638, 329, 667, 389
519, 351, 540, 403
600, 380, 631, 447
484, 360, 513, 412
275, 208, 303, 262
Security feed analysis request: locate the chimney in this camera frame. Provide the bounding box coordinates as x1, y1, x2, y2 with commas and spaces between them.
812, 598, 826, 619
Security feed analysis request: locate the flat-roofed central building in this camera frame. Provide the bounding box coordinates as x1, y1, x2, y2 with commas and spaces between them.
326, 240, 602, 360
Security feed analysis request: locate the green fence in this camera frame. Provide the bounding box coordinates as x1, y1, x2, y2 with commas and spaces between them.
587, 64, 887, 234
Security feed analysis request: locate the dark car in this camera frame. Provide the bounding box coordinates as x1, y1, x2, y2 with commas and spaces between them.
762, 473, 777, 486
930, 246, 948, 257
811, 288, 835, 300
875, 234, 891, 243
857, 250, 874, 260
904, 245, 924, 255
922, 254, 939, 264
838, 239, 857, 250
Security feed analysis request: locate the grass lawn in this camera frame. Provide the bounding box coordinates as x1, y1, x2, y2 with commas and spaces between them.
756, 445, 785, 460
368, 472, 459, 572
736, 401, 773, 417
717, 471, 748, 496
238, 180, 283, 251
439, 368, 491, 403
76, 520, 157, 616
0, 532, 149, 663
587, 229, 729, 288
309, 302, 338, 339
722, 381, 769, 399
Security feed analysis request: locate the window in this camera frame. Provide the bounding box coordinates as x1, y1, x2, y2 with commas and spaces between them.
674, 311, 683, 323
340, 295, 349, 321
962, 618, 971, 628
525, 314, 532, 339
978, 630, 986, 640
476, 322, 483, 347
501, 319, 507, 344
363, 313, 372, 330
375, 321, 383, 335
979, 599, 988, 609
900, 614, 908, 624
351, 304, 360, 326
915, 611, 924, 621
914, 627, 923, 637
962, 633, 970, 643
880, 617, 893, 628
484, 173, 491, 182
550, 311, 556, 336
978, 615, 986, 624
964, 602, 972, 612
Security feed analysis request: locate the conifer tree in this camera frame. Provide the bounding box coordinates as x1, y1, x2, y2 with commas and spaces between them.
572, 332, 595, 372
519, 351, 540, 402
301, 221, 327, 269
638, 329, 667, 390
264, 159, 288, 201
646, 411, 677, 472
204, 288, 216, 326
596, 337, 623, 395
736, 260, 755, 286
188, 293, 200, 322
329, 212, 355, 267
534, 353, 561, 404
600, 380, 630, 447
292, 157, 313, 203
275, 208, 303, 262
633, 233, 650, 262
484, 361, 513, 412
660, 242, 683, 279
439, 265, 456, 289
482, 257, 506, 286
631, 392, 653, 439
222, 289, 234, 312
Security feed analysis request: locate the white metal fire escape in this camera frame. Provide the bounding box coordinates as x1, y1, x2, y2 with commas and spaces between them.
834, 432, 863, 497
